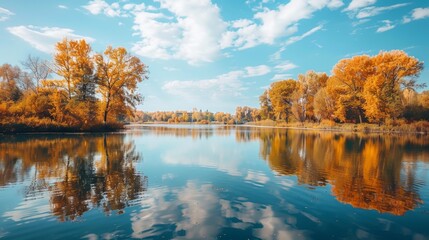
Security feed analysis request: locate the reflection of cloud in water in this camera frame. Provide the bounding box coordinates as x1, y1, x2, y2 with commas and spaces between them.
245, 170, 270, 186
162, 173, 175, 181
161, 139, 246, 177
278, 178, 295, 190
132, 180, 307, 239
176, 182, 222, 239
131, 181, 222, 239
3, 194, 51, 222
220, 200, 307, 240
81, 231, 122, 240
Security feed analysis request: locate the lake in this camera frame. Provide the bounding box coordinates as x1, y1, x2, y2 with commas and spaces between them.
0, 125, 428, 240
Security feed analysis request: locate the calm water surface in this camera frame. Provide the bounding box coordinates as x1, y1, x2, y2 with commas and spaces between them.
0, 125, 428, 240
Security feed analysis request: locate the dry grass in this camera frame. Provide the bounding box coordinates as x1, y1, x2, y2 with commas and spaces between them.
245, 119, 429, 134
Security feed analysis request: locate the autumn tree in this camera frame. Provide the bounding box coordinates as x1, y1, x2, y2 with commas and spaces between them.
191, 109, 202, 122
181, 111, 189, 122
363, 50, 424, 123
313, 88, 335, 121
327, 55, 374, 123
293, 71, 329, 122
95, 46, 147, 124
268, 79, 299, 123
52, 39, 98, 126
0, 64, 23, 102
418, 91, 429, 109
259, 90, 273, 120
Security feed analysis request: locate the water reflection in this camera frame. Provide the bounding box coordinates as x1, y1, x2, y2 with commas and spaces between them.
237, 128, 428, 216
136, 126, 428, 216
0, 134, 147, 222
0, 126, 428, 239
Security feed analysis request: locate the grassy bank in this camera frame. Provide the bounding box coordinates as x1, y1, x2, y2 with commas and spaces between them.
245, 119, 429, 134
0, 117, 124, 134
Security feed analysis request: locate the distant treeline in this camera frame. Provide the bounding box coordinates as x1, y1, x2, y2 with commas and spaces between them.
0, 39, 147, 133
133, 107, 259, 124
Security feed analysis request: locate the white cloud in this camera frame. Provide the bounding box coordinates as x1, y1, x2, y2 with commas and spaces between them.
0, 7, 14, 21
83, 0, 123, 17
222, 0, 343, 50
404, 7, 429, 23
58, 5, 68, 9
274, 62, 298, 72
271, 73, 294, 81
344, 0, 376, 12
376, 20, 395, 33
412, 7, 429, 19
132, 0, 227, 65
356, 3, 409, 19
163, 70, 244, 98
272, 25, 323, 60
163, 67, 178, 72
163, 65, 270, 98
245, 65, 271, 77
284, 25, 323, 46
245, 170, 270, 186
7, 26, 95, 53
81, 0, 342, 64
328, 0, 344, 9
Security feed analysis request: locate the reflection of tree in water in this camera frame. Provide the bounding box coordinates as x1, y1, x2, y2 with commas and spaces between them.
128, 125, 234, 139
0, 134, 147, 221
243, 129, 428, 215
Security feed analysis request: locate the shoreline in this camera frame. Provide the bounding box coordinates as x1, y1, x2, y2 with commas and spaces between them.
240, 124, 428, 135
129, 122, 429, 135
1, 122, 428, 135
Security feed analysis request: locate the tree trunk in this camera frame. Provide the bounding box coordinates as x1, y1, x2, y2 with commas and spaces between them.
103, 96, 110, 124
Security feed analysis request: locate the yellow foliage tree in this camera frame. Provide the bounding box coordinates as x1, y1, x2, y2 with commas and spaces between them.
268, 79, 299, 123
327, 55, 374, 123
95, 46, 148, 124
363, 50, 423, 123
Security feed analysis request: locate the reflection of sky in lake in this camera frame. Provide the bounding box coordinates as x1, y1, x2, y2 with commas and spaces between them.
0, 126, 428, 239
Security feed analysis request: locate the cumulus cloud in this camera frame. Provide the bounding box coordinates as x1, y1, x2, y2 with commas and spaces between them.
83, 0, 123, 17
0, 7, 14, 21
222, 0, 338, 50
131, 0, 226, 64
58, 5, 68, 9
403, 7, 429, 23
83, 0, 343, 64
328, 0, 344, 9
376, 20, 395, 33
7, 26, 95, 53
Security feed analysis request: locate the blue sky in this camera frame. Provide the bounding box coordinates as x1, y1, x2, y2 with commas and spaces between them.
0, 0, 428, 113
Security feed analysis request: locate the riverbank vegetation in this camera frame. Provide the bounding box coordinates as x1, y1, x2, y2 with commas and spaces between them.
133, 50, 429, 133
248, 50, 429, 133
0, 39, 147, 133
257, 51, 427, 124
